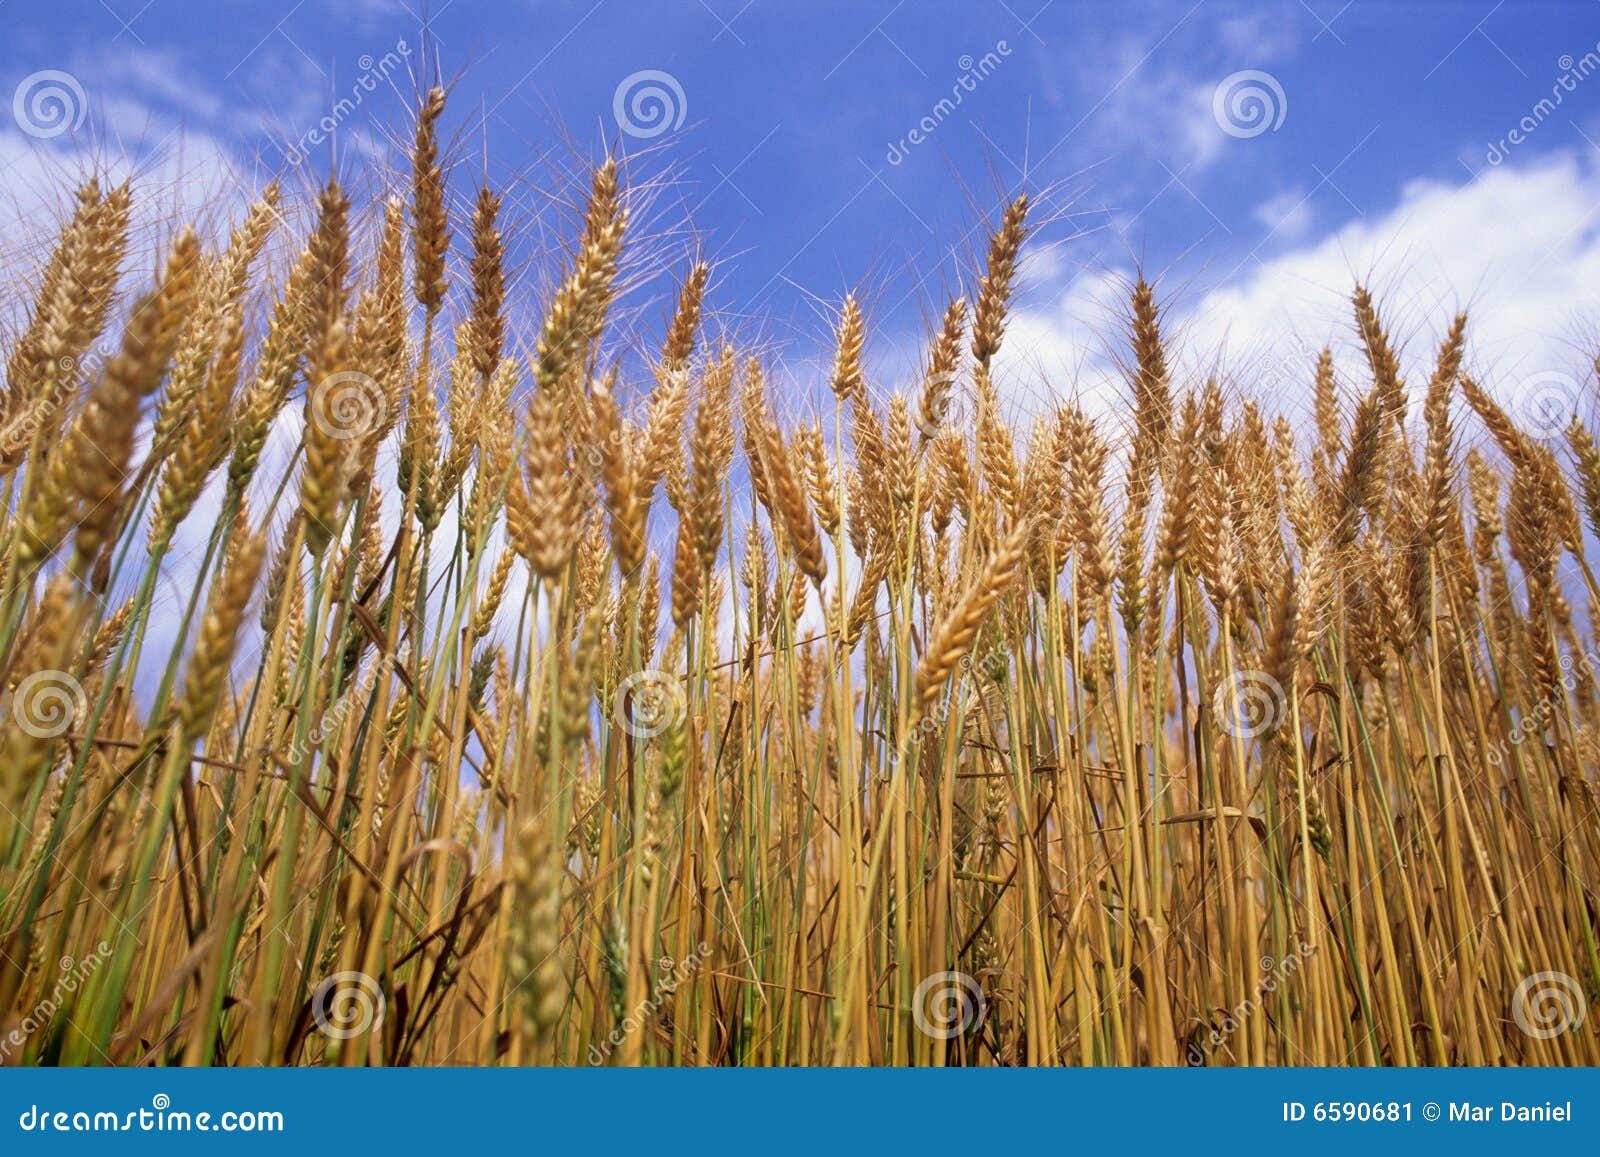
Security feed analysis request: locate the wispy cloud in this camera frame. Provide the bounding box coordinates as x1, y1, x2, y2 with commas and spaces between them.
1045, 9, 1302, 180
999, 146, 1600, 431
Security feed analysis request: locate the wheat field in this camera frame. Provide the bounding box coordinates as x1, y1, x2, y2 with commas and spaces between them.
0, 85, 1597, 1067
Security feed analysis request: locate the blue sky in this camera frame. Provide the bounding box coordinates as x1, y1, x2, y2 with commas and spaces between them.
6, 0, 1600, 682
5, 0, 1600, 421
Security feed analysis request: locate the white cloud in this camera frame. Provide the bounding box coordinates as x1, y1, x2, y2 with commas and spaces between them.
1049, 15, 1300, 181
1251, 187, 1316, 243
1189, 151, 1600, 416
325, 0, 411, 31
0, 46, 273, 305
1215, 12, 1300, 61
998, 147, 1600, 434
1078, 45, 1230, 175
93, 47, 226, 126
